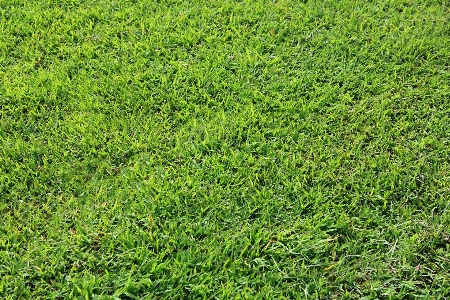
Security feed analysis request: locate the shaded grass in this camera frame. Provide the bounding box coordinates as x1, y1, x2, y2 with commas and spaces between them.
1, 0, 450, 298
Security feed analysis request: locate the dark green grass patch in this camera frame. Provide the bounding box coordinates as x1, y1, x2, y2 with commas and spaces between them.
1, 0, 450, 298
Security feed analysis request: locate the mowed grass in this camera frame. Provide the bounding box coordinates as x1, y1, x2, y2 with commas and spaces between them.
1, 0, 450, 298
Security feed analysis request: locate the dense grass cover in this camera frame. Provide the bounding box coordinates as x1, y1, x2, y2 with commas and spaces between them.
1, 0, 450, 298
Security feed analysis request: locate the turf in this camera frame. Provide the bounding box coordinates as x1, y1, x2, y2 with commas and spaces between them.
1, 0, 450, 298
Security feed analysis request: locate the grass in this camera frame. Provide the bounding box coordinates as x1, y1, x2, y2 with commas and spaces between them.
1, 0, 450, 298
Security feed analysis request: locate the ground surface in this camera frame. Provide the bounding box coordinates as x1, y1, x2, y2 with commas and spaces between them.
1, 0, 450, 298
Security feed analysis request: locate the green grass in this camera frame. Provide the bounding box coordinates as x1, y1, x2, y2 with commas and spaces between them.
1, 0, 450, 298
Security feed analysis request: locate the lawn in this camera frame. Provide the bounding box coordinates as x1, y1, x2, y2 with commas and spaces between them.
1, 0, 449, 298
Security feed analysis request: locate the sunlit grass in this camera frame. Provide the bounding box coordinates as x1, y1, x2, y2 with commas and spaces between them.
1, 0, 449, 298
